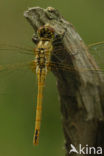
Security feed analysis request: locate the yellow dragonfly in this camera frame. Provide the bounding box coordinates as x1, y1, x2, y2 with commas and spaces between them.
0, 24, 104, 145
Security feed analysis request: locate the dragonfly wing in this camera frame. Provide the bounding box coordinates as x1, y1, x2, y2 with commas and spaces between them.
48, 41, 104, 73
0, 43, 37, 95
0, 61, 36, 94
0, 43, 34, 55
88, 41, 104, 67
0, 61, 35, 72
0, 45, 35, 67
49, 60, 104, 73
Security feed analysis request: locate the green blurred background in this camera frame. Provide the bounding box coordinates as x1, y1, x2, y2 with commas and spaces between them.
0, 0, 104, 156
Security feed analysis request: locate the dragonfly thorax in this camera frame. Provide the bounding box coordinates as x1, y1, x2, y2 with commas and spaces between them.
34, 39, 53, 77
35, 39, 53, 63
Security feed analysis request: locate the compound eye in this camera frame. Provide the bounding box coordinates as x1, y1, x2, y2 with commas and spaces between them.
46, 29, 54, 38
38, 26, 55, 39
38, 28, 45, 38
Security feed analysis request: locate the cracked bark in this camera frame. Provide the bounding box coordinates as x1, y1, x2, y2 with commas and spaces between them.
24, 7, 104, 156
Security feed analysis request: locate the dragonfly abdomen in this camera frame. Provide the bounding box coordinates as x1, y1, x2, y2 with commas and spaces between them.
33, 68, 47, 145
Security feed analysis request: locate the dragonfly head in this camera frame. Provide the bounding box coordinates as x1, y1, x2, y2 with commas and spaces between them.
37, 24, 55, 40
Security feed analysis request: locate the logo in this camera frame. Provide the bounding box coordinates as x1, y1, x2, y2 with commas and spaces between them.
69, 144, 103, 155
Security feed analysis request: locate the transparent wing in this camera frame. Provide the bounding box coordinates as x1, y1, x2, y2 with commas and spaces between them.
0, 44, 37, 111
0, 42, 35, 70
0, 43, 34, 55
0, 61, 36, 94
88, 41, 104, 67
49, 61, 104, 73
49, 41, 104, 73
0, 61, 34, 72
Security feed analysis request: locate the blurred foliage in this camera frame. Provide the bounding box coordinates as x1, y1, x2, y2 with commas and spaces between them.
0, 0, 104, 156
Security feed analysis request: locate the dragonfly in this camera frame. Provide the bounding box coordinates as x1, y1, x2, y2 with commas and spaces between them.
0, 23, 104, 145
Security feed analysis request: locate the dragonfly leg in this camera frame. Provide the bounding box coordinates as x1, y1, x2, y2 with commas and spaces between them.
32, 33, 39, 44
31, 61, 36, 72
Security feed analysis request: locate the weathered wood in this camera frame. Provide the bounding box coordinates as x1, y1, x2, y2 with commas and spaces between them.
24, 7, 104, 156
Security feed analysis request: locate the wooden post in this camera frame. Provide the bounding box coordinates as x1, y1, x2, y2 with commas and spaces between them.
24, 7, 104, 156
